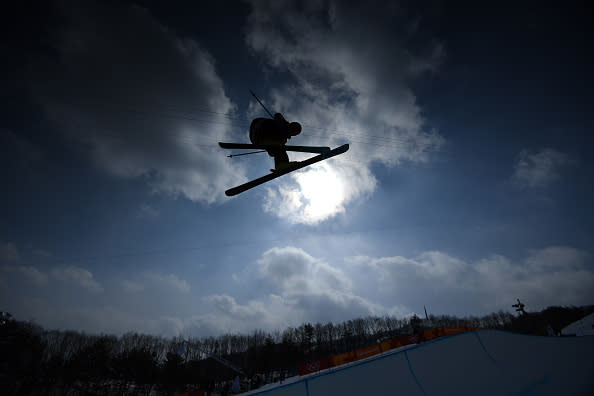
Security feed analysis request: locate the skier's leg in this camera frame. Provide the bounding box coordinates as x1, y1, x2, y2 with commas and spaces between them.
260, 136, 286, 161
256, 130, 297, 171
273, 150, 290, 169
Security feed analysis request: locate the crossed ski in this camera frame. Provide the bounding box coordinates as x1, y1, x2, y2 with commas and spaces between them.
219, 142, 349, 196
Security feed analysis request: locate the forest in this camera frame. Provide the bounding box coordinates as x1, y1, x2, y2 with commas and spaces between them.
1, 305, 592, 396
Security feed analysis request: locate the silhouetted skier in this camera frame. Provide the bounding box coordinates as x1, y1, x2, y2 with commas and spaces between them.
249, 113, 302, 171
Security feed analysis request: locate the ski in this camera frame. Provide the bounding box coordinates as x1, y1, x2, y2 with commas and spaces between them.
225, 144, 349, 196
219, 142, 331, 154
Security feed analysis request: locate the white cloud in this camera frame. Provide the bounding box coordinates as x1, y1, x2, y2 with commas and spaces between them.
253, 246, 378, 324
257, 246, 353, 293
257, 246, 316, 288
263, 161, 377, 224
0, 241, 20, 262
29, 1, 245, 204
146, 246, 386, 336
513, 148, 571, 187
524, 246, 590, 272
208, 294, 269, 322
171, 295, 282, 335
122, 279, 145, 293
1, 264, 48, 286
146, 272, 191, 294
123, 272, 190, 294
8, 245, 591, 337
245, 1, 445, 224
52, 266, 104, 293
18, 266, 49, 286
155, 316, 185, 337
350, 246, 594, 313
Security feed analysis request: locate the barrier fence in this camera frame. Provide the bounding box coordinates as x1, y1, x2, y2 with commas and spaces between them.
298, 326, 478, 376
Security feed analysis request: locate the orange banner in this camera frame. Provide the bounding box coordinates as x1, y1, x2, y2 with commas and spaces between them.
355, 344, 381, 360
299, 326, 480, 376
423, 328, 444, 341
329, 351, 356, 367
380, 340, 392, 352
390, 338, 404, 349
442, 326, 477, 335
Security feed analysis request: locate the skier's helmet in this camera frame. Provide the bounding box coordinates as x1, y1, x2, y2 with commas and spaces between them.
289, 122, 302, 136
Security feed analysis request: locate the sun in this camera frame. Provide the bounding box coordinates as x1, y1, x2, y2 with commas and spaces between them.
293, 164, 346, 223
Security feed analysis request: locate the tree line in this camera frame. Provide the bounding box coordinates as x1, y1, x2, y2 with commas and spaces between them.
1, 305, 592, 395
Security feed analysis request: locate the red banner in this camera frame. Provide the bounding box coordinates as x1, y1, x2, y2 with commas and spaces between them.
298, 358, 329, 376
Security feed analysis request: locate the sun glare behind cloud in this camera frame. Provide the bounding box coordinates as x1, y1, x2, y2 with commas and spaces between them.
263, 162, 353, 225
293, 164, 346, 224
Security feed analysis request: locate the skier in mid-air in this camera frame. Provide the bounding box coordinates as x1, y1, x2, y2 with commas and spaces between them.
249, 113, 302, 172
219, 90, 348, 196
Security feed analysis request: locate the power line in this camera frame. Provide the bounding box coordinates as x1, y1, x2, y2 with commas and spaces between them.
51, 113, 443, 172
53, 99, 444, 153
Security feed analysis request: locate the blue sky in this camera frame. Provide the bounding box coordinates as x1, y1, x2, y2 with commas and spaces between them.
1, 1, 592, 337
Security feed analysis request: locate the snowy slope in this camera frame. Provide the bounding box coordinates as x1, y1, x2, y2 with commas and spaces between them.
243, 330, 594, 395
562, 312, 594, 336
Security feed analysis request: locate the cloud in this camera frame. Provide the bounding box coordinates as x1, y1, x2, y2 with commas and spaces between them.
257, 246, 352, 293
138, 204, 160, 218
153, 246, 384, 336
150, 295, 284, 335
262, 161, 377, 224
0, 241, 20, 262
350, 246, 594, 314
257, 246, 316, 288
51, 266, 104, 293
8, 245, 591, 337
123, 272, 190, 294
146, 272, 191, 294
245, 1, 445, 224
208, 294, 270, 322
513, 148, 571, 187
29, 1, 245, 204
1, 264, 48, 286
0, 242, 48, 287
122, 280, 145, 293
254, 246, 378, 324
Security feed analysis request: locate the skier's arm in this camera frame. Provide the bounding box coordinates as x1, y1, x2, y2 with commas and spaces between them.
273, 113, 288, 124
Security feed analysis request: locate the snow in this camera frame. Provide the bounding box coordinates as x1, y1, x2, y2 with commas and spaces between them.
241, 330, 594, 395
562, 312, 594, 336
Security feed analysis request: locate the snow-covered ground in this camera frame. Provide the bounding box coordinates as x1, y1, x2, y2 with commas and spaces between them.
241, 343, 417, 395
562, 312, 594, 336
241, 330, 594, 395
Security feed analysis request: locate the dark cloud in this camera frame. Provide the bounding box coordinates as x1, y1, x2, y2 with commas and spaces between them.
29, 1, 244, 203
513, 148, 572, 188
0, 240, 20, 262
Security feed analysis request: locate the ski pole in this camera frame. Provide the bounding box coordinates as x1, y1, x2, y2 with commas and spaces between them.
250, 90, 274, 118
227, 150, 267, 158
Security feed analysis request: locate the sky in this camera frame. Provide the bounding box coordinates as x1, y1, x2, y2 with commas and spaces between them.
1, 0, 592, 337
